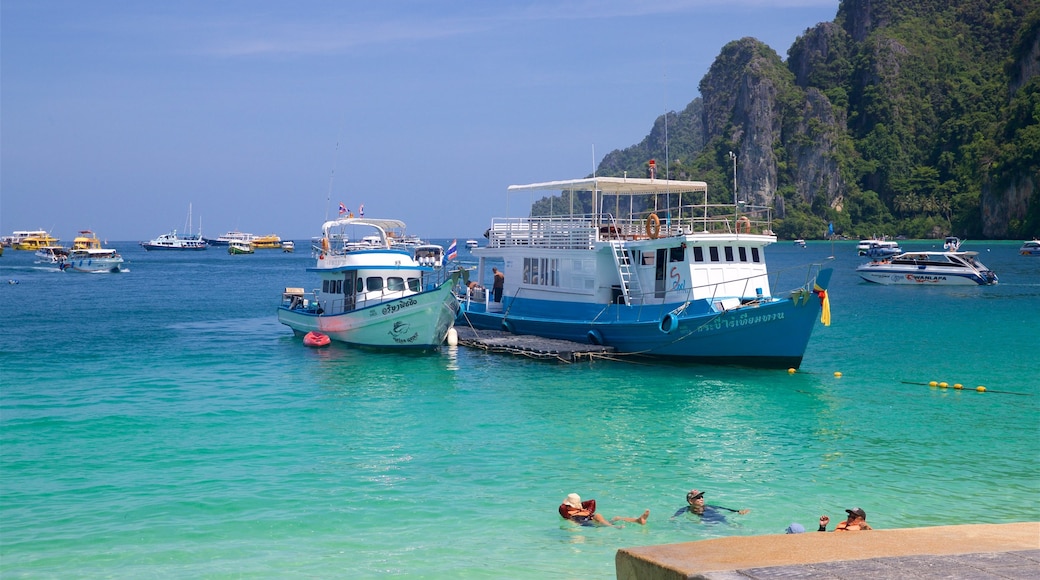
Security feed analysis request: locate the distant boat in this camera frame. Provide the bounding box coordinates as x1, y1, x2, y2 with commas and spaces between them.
282, 240, 295, 253
1020, 240, 1040, 256
34, 245, 69, 266
12, 230, 60, 251
794, 239, 806, 247
252, 234, 283, 249
857, 237, 900, 256
142, 205, 207, 251
466, 239, 479, 249
207, 231, 255, 246
228, 240, 254, 255
943, 236, 963, 251
857, 251, 998, 286
63, 231, 124, 273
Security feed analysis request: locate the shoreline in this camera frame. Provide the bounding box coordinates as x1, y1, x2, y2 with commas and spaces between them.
617, 522, 1040, 579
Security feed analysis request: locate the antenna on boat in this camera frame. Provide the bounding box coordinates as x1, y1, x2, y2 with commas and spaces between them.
592, 144, 596, 178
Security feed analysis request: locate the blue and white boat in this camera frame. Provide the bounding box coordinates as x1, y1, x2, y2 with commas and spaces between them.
1020, 240, 1040, 256
856, 250, 998, 286
457, 177, 833, 368
277, 218, 459, 349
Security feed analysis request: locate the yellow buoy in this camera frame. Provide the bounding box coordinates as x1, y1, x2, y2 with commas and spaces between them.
929, 381, 938, 387
788, 368, 796, 374
976, 386, 986, 392
939, 382, 948, 388
834, 371, 842, 378
953, 383, 963, 390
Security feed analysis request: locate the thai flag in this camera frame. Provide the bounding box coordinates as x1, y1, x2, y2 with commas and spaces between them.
338, 202, 347, 216
446, 239, 457, 261
359, 204, 364, 217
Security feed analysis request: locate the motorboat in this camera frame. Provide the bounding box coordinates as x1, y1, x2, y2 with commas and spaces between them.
63, 231, 124, 272
457, 176, 833, 368
251, 234, 283, 249
277, 218, 459, 349
12, 230, 60, 251
34, 245, 69, 266
794, 239, 806, 247
857, 237, 901, 256
466, 239, 479, 249
856, 251, 998, 285
943, 236, 963, 251
282, 240, 295, 253
207, 231, 255, 246
142, 205, 207, 250
1020, 240, 1040, 256
228, 240, 254, 254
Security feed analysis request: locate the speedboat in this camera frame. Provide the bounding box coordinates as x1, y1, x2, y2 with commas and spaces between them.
466, 239, 479, 249
458, 176, 833, 368
943, 236, 963, 251
63, 231, 124, 272
228, 240, 254, 254
856, 251, 998, 285
277, 218, 459, 349
1020, 240, 1040, 256
857, 237, 901, 256
34, 245, 69, 266
794, 239, 806, 248
282, 240, 295, 253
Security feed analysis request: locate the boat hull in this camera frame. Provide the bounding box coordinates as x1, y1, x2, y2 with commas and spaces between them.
459, 269, 831, 368
63, 257, 124, 273
278, 281, 459, 349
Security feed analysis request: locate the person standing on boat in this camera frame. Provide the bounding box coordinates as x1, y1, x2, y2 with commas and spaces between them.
671, 489, 750, 523
558, 493, 649, 528
492, 267, 505, 302
819, 507, 872, 531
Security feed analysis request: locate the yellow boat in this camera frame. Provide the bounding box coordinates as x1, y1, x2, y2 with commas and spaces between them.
251, 234, 282, 249
11, 230, 59, 250
71, 230, 104, 250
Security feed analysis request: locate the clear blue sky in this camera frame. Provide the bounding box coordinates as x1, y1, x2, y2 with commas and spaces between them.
2, 1, 839, 241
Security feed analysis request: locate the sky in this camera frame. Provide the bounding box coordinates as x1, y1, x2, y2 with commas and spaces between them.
1, 0, 840, 242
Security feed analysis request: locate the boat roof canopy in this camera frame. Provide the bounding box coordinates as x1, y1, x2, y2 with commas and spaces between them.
321, 218, 407, 235
507, 177, 708, 194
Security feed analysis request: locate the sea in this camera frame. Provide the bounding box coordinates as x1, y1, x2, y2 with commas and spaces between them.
2, 238, 1038, 579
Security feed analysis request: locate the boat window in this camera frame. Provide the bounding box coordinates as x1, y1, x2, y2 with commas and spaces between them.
693, 246, 704, 262
323, 280, 330, 293
367, 277, 383, 291
751, 247, 761, 262
670, 246, 685, 262
408, 278, 421, 292
724, 247, 734, 261
642, 253, 655, 266
387, 277, 405, 291
739, 247, 748, 262
356, 278, 364, 293
709, 247, 720, 262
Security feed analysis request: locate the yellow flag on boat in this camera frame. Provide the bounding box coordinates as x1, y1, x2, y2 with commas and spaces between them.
813, 283, 831, 327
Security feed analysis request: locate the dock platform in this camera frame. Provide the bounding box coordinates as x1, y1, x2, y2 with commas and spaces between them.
453, 326, 617, 362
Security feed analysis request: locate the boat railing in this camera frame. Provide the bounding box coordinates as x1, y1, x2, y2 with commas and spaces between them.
486, 204, 773, 249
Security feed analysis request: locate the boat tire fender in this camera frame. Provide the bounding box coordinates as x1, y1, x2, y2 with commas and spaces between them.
587, 329, 604, 345
736, 216, 751, 234
659, 312, 679, 334
646, 214, 661, 239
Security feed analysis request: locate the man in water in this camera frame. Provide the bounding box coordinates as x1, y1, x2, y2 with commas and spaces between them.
671, 489, 750, 523
819, 507, 872, 531
559, 493, 649, 528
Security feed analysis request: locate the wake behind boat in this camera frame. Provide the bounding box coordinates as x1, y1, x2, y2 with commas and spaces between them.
457, 176, 833, 368
856, 250, 998, 285
277, 218, 459, 349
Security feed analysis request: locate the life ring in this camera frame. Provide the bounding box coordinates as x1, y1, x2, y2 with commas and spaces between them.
736, 216, 751, 234
646, 213, 661, 239
321, 236, 330, 253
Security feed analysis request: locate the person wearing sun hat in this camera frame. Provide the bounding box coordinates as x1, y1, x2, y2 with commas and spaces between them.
671, 488, 750, 523
558, 493, 650, 527
818, 507, 872, 531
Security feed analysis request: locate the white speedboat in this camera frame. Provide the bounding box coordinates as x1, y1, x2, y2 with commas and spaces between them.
34, 245, 69, 266
458, 176, 833, 368
943, 236, 963, 251
63, 231, 124, 272
142, 204, 207, 251
282, 240, 295, 252
1020, 240, 1040, 256
856, 251, 998, 285
857, 237, 901, 256
277, 218, 459, 349
466, 239, 479, 249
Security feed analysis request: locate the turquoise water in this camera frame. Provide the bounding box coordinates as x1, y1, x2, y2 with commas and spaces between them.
2, 240, 1038, 578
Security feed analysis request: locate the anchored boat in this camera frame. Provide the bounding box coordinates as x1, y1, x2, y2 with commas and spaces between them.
856, 250, 998, 285
457, 176, 833, 368
277, 218, 459, 349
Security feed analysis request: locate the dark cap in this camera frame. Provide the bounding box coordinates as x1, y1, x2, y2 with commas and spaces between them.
845, 507, 866, 519
686, 489, 704, 502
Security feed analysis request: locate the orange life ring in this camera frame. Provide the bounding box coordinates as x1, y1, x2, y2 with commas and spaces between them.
646, 213, 661, 239
736, 216, 751, 234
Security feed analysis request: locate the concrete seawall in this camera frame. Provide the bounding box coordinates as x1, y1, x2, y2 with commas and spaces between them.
616, 522, 1039, 579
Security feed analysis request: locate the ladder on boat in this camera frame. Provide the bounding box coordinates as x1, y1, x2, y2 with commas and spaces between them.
609, 240, 642, 306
